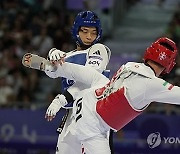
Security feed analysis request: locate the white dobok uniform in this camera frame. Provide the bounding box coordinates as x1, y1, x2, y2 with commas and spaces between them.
46, 61, 180, 154
45, 43, 111, 154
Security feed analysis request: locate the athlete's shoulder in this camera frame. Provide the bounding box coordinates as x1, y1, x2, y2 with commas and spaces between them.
125, 62, 143, 67
91, 43, 106, 48
125, 62, 156, 78
87, 43, 111, 60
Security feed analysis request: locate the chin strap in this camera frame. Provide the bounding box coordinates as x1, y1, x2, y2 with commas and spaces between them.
77, 43, 92, 50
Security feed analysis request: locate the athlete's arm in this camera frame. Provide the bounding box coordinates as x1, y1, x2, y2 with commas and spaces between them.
46, 62, 110, 87
146, 78, 180, 105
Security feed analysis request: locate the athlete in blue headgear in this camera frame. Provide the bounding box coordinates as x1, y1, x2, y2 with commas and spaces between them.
45, 11, 112, 154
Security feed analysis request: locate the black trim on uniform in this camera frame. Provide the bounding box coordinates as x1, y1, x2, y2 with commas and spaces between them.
63, 90, 74, 103
109, 129, 114, 154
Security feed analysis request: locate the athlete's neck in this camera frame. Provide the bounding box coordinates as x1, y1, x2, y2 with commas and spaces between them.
77, 44, 91, 51
77, 46, 82, 51
146, 60, 164, 77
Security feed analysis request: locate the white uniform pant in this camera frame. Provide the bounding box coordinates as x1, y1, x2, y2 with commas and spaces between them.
56, 109, 111, 154
56, 132, 81, 154
56, 109, 80, 154
82, 134, 111, 154
56, 131, 111, 154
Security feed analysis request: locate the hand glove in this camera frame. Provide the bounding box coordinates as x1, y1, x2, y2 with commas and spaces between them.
48, 48, 66, 61
45, 94, 68, 121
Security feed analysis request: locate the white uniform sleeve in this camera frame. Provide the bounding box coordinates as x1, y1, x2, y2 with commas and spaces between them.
146, 78, 180, 105
67, 82, 87, 99
46, 62, 109, 88
85, 43, 111, 73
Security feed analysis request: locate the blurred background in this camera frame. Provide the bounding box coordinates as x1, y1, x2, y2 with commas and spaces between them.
0, 0, 180, 153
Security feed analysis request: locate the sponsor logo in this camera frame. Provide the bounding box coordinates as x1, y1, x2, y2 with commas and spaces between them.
88, 60, 100, 66
147, 132, 161, 148
147, 132, 180, 148
93, 50, 101, 55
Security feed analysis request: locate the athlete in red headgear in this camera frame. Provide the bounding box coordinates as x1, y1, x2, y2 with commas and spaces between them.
24, 37, 179, 154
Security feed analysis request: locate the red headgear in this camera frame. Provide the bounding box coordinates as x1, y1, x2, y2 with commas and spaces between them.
143, 37, 178, 74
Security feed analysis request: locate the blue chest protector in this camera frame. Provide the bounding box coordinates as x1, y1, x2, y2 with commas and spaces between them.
61, 52, 110, 108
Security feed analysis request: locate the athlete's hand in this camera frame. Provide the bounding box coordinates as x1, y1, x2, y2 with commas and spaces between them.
48, 48, 66, 66
45, 94, 68, 121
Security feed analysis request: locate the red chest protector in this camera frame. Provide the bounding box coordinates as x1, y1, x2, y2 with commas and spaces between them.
96, 87, 143, 131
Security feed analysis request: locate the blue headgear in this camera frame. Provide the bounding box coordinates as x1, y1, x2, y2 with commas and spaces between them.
71, 11, 102, 48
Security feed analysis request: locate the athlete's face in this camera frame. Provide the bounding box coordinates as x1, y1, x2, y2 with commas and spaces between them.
79, 26, 97, 46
